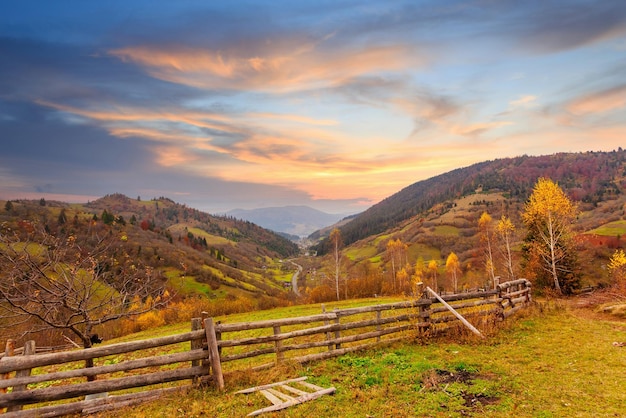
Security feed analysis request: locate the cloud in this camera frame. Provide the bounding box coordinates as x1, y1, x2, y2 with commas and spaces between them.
109, 39, 418, 93
509, 95, 537, 108
566, 85, 626, 115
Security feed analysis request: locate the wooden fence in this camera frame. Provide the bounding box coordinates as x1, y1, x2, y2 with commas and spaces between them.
0, 278, 531, 417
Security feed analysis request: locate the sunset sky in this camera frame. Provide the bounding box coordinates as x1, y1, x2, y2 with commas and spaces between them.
1, 1, 625, 214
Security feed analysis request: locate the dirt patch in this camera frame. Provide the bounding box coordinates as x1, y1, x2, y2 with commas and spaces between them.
461, 390, 499, 407
421, 368, 501, 414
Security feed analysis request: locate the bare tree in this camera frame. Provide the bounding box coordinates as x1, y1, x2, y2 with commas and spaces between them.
0, 225, 171, 378
329, 228, 342, 301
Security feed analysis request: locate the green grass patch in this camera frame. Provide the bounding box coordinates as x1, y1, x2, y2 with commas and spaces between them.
408, 242, 441, 262
344, 245, 378, 262
587, 219, 626, 237
433, 225, 461, 236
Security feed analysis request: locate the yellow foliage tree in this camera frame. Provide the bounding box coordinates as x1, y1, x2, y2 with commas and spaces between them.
428, 259, 439, 291
478, 212, 496, 285
445, 252, 461, 293
386, 238, 407, 294
522, 177, 579, 294
608, 249, 626, 291
496, 215, 516, 280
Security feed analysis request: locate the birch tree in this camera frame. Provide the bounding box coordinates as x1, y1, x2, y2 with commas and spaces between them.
478, 212, 496, 286
428, 259, 439, 291
522, 177, 579, 294
329, 228, 343, 301
445, 252, 461, 293
496, 215, 516, 280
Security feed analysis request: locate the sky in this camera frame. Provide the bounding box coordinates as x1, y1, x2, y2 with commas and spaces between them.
1, 1, 625, 215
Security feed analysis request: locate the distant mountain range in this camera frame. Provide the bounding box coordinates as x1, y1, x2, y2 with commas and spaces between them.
226, 205, 350, 238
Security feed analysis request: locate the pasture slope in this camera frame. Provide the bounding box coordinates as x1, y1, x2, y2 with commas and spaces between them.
95, 298, 626, 418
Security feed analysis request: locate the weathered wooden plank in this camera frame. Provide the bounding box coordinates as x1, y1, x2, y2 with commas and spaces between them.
260, 389, 284, 405
297, 380, 324, 392
266, 388, 296, 402
1, 386, 186, 418
426, 287, 484, 338
280, 384, 308, 396
221, 323, 415, 363
247, 387, 336, 417
333, 299, 430, 317
0, 366, 205, 408
0, 349, 208, 389
218, 312, 421, 348
216, 313, 338, 332
235, 377, 309, 394
0, 331, 205, 374
437, 290, 498, 303
497, 279, 530, 290
429, 298, 498, 314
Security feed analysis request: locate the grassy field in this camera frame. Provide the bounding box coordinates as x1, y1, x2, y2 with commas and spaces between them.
93, 299, 626, 418
587, 220, 626, 237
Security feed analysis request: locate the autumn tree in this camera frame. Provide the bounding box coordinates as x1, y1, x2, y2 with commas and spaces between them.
478, 212, 496, 285
0, 225, 171, 377
522, 177, 580, 294
496, 215, 516, 280
329, 228, 343, 301
386, 238, 407, 293
412, 256, 426, 292
428, 259, 439, 291
445, 252, 461, 293
608, 249, 626, 292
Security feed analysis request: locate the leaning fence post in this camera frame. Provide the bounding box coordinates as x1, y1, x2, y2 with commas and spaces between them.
6, 340, 35, 412
204, 318, 224, 391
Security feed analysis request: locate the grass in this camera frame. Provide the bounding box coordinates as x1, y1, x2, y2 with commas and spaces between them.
93, 299, 626, 417
433, 225, 461, 236
587, 219, 626, 237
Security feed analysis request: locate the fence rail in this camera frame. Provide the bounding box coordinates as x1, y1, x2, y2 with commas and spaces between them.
0, 278, 531, 417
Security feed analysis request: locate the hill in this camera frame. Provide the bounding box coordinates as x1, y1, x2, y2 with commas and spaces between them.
1, 194, 299, 306
313, 150, 626, 251
227, 205, 348, 238
304, 150, 626, 299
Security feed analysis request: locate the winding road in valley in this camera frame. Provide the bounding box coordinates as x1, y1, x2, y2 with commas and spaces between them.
287, 260, 303, 297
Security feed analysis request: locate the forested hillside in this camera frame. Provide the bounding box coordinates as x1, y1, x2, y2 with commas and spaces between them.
313, 150, 626, 253
0, 194, 300, 345
301, 150, 626, 302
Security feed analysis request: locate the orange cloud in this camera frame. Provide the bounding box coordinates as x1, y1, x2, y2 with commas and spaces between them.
109, 41, 417, 92
567, 85, 626, 115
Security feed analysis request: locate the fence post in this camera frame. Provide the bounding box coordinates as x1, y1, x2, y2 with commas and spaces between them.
204, 318, 224, 391
6, 340, 35, 412
322, 304, 333, 351
418, 296, 432, 337
333, 308, 341, 350
273, 326, 284, 363
1, 339, 15, 394
495, 280, 505, 320
376, 311, 382, 342
191, 318, 203, 385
